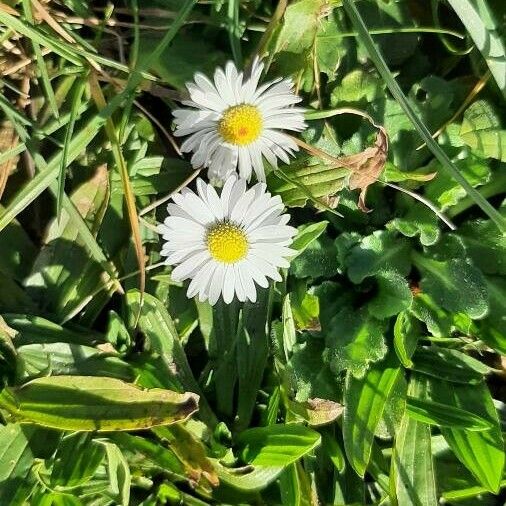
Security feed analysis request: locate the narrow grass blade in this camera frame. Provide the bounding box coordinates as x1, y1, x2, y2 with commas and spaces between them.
89, 72, 145, 295
21, 0, 59, 118
57, 76, 87, 220
227, 0, 243, 65
342, 0, 506, 233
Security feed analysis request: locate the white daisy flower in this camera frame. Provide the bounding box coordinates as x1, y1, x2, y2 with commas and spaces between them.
158, 176, 297, 305
173, 58, 306, 184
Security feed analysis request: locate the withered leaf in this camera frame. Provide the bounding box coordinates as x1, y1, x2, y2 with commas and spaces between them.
338, 125, 388, 212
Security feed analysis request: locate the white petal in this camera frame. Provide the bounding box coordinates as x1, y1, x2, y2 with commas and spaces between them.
223, 265, 236, 304
208, 263, 226, 305
171, 250, 210, 281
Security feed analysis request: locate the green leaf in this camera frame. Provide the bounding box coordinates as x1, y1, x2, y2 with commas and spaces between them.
392, 377, 437, 506
411, 347, 490, 385
268, 157, 349, 208
460, 101, 506, 160
341, 0, 506, 232
343, 355, 402, 476
406, 396, 493, 431
346, 231, 411, 283
393, 311, 420, 368
279, 463, 312, 506
0, 376, 199, 431
413, 253, 489, 319
290, 281, 320, 331
290, 234, 339, 279
390, 203, 440, 246
330, 69, 383, 106
126, 290, 216, 427
320, 428, 345, 473
482, 276, 506, 354
101, 442, 131, 506
280, 295, 296, 362
235, 292, 271, 431
16, 342, 133, 381
50, 433, 105, 487
211, 460, 283, 492
460, 218, 506, 276
139, 33, 225, 90
368, 270, 413, 319
153, 425, 219, 491
327, 308, 387, 378
432, 380, 505, 492
0, 423, 58, 506
287, 339, 340, 403
447, 1, 506, 98
237, 424, 321, 467
291, 221, 329, 257
425, 155, 490, 211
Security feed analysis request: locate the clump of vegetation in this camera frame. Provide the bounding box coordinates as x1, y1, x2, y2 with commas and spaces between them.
0, 0, 505, 505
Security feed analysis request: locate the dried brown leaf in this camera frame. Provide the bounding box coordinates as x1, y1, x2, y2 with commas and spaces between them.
339, 125, 388, 212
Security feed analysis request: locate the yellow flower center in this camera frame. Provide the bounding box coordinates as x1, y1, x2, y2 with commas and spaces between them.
218, 104, 263, 145
206, 222, 249, 263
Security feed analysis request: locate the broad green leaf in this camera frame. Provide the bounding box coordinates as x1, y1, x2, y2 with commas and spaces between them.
0, 424, 39, 483
320, 428, 345, 472
0, 206, 36, 281
432, 380, 504, 493
406, 396, 493, 431
24, 164, 112, 320
291, 221, 328, 257
101, 442, 131, 506
126, 290, 216, 427
279, 463, 312, 506
460, 100, 506, 161
16, 342, 133, 382
111, 432, 185, 479
31, 492, 83, 506
237, 424, 321, 467
327, 308, 387, 378
2, 314, 98, 347
393, 311, 420, 368
482, 276, 506, 354
390, 203, 440, 247
139, 33, 225, 90
268, 157, 349, 208
211, 459, 283, 492
330, 69, 383, 106
153, 425, 219, 490
425, 154, 490, 210
291, 234, 339, 279
0, 423, 58, 506
447, 0, 506, 98
460, 218, 506, 276
413, 253, 488, 319
409, 292, 453, 338
368, 270, 412, 319
392, 377, 437, 506
50, 433, 105, 487
288, 340, 340, 403
290, 281, 320, 331
411, 347, 490, 385
343, 355, 402, 476
0, 376, 199, 431
346, 231, 411, 283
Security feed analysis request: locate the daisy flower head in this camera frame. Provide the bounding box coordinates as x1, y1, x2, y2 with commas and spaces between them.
158, 176, 297, 305
173, 58, 306, 184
